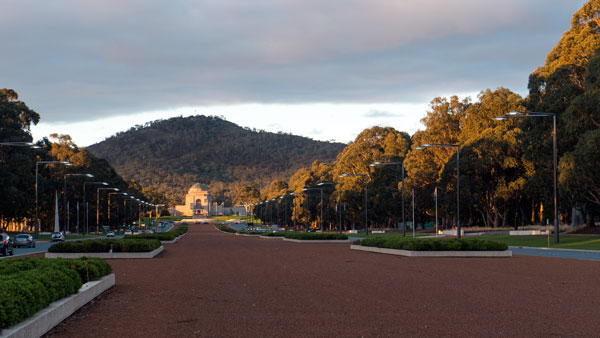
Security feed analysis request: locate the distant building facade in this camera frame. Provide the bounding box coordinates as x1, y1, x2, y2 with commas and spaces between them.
170, 183, 247, 218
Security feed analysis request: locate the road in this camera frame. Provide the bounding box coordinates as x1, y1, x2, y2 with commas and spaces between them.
45, 223, 600, 338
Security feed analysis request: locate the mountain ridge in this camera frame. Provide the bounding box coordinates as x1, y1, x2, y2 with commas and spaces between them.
86, 115, 345, 205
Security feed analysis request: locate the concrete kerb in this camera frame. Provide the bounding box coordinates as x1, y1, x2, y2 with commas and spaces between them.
259, 236, 284, 239
350, 245, 512, 258
509, 246, 600, 253
284, 238, 354, 243
1, 274, 115, 338
44, 246, 164, 259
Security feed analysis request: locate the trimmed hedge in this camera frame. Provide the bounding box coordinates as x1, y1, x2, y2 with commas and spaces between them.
132, 224, 189, 241
283, 232, 348, 240
359, 237, 508, 251
48, 238, 161, 253
215, 225, 236, 233
0, 258, 111, 329
264, 232, 286, 237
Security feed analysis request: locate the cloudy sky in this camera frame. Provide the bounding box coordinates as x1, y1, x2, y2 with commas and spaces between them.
2, 0, 587, 146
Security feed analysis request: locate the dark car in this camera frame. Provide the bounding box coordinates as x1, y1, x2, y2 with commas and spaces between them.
50, 232, 65, 242
14, 234, 35, 248
1, 233, 15, 256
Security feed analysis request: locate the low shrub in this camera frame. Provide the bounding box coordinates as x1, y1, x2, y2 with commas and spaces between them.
0, 258, 111, 329
215, 225, 236, 233
128, 223, 188, 241
48, 238, 161, 253
359, 237, 508, 251
283, 232, 348, 240
264, 232, 286, 237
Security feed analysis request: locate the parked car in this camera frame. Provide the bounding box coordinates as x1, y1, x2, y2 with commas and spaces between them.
50, 232, 65, 242
0, 233, 15, 256
14, 234, 35, 248
106, 231, 115, 238
124, 230, 133, 236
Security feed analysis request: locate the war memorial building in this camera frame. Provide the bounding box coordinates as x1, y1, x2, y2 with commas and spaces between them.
170, 183, 246, 218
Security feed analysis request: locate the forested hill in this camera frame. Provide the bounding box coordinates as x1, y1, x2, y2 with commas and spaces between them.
87, 115, 345, 204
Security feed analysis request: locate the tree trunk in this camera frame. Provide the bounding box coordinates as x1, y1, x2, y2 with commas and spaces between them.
586, 212, 594, 228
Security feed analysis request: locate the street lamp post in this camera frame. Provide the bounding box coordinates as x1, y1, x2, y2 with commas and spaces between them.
83, 182, 108, 234
108, 192, 127, 230
97, 187, 119, 233
416, 143, 461, 239
64, 173, 94, 233
370, 161, 406, 236
495, 111, 560, 243
339, 174, 369, 236
434, 187, 439, 236
35, 161, 72, 237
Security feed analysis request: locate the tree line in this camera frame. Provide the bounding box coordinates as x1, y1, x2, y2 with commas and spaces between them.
0, 89, 166, 233
238, 1, 600, 231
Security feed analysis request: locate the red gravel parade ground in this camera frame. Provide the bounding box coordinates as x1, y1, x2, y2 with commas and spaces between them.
45, 224, 600, 338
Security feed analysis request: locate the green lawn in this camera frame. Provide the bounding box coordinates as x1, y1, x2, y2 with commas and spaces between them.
476, 234, 600, 250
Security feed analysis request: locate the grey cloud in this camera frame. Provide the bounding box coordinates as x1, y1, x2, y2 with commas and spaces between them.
364, 110, 399, 118
0, 0, 588, 122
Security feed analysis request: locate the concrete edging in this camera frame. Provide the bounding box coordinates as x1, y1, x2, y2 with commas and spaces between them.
44, 246, 164, 259
1, 274, 116, 338
350, 245, 512, 257
259, 236, 284, 239
283, 238, 353, 243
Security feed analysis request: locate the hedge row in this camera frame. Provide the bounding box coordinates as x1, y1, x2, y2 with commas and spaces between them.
215, 225, 236, 233
359, 237, 508, 251
48, 238, 161, 253
0, 258, 111, 329
283, 232, 348, 240
130, 223, 188, 241
264, 232, 286, 237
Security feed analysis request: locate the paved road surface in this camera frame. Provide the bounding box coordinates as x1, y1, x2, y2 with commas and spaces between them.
45, 224, 600, 338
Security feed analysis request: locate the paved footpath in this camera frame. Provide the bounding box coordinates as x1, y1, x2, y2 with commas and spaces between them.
46, 225, 600, 338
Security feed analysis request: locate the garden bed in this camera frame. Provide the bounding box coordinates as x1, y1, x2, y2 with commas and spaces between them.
133, 224, 188, 243
282, 232, 350, 242
0, 258, 112, 332
46, 246, 164, 259
46, 238, 163, 258
1, 274, 115, 338
354, 237, 511, 258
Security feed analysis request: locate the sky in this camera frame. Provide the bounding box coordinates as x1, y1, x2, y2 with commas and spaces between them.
1, 0, 588, 146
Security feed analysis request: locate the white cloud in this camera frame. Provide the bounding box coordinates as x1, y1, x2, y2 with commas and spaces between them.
1, 0, 589, 143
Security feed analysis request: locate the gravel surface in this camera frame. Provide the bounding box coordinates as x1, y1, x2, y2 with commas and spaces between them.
45, 225, 600, 337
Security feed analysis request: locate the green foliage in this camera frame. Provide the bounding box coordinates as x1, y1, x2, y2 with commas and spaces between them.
135, 224, 188, 241
0, 257, 111, 329
264, 232, 286, 237
87, 115, 345, 206
283, 232, 348, 240
215, 224, 236, 233
48, 238, 161, 253
359, 237, 508, 251
0, 89, 40, 224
